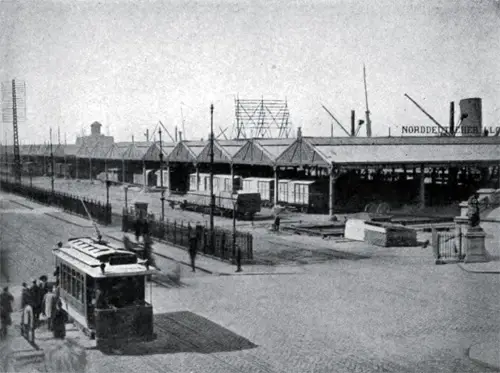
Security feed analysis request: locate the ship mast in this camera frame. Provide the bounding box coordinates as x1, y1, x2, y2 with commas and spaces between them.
363, 65, 372, 137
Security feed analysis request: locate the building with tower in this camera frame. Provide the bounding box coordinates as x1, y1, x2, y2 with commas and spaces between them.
76, 121, 114, 148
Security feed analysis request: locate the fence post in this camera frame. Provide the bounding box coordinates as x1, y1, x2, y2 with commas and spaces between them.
248, 233, 253, 260
180, 221, 184, 246
173, 221, 177, 245
432, 228, 438, 258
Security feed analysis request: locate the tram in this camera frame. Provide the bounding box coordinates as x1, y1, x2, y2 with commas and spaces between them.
52, 236, 156, 349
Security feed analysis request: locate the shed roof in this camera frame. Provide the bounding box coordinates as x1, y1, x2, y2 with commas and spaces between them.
105, 143, 129, 160
63, 144, 81, 157
76, 142, 95, 157
53, 144, 66, 157
142, 142, 176, 161
196, 139, 246, 164
276, 136, 500, 167
275, 138, 330, 167
19, 145, 31, 155
91, 143, 114, 159
122, 141, 152, 161
317, 143, 500, 165
232, 138, 294, 166
305, 136, 500, 146
167, 141, 206, 163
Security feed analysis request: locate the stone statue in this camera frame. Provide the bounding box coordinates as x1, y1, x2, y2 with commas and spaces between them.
467, 193, 480, 227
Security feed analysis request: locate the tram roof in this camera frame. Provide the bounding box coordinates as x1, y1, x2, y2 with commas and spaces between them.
53, 237, 155, 278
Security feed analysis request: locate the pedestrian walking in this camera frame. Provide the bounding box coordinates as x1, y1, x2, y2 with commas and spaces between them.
42, 286, 57, 331
21, 300, 35, 343
189, 235, 197, 272
39, 275, 49, 297
29, 279, 41, 326
21, 282, 30, 309
0, 286, 14, 339
134, 218, 143, 242
274, 215, 281, 232
52, 300, 67, 339
142, 218, 150, 238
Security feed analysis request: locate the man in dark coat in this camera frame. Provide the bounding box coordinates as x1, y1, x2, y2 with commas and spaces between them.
134, 218, 143, 242
0, 286, 14, 339
189, 235, 197, 272
29, 279, 42, 326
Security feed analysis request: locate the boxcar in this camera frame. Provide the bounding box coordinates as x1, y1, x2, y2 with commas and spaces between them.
52, 237, 156, 349
241, 177, 275, 207
189, 173, 241, 194
283, 180, 329, 213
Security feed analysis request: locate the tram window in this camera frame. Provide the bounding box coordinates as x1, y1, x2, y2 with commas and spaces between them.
97, 276, 145, 308
71, 269, 76, 297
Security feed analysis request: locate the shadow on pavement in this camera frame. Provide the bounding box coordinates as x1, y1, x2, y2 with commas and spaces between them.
102, 311, 257, 356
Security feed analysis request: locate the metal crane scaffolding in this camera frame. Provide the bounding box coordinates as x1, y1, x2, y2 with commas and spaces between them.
233, 97, 292, 139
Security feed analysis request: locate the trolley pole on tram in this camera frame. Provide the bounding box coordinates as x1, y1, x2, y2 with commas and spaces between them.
159, 128, 165, 221
209, 104, 215, 254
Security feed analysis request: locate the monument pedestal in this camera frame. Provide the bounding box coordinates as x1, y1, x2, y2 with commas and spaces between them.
463, 227, 490, 263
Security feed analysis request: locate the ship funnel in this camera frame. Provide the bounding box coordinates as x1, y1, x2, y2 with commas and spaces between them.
459, 98, 482, 136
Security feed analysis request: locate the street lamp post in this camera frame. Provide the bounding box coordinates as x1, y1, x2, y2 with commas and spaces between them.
159, 128, 165, 221
124, 185, 129, 211
233, 200, 242, 272
106, 180, 111, 224
209, 104, 215, 253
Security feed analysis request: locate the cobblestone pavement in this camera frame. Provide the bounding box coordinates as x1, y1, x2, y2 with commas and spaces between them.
1, 192, 499, 372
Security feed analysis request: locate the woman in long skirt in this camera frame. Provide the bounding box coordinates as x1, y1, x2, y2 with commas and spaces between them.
52, 301, 67, 339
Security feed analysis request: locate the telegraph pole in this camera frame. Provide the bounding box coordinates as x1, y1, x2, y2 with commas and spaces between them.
50, 128, 55, 194
11, 80, 21, 184
209, 104, 215, 253
159, 128, 165, 221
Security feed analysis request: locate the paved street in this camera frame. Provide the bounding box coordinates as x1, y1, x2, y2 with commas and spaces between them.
1, 191, 499, 372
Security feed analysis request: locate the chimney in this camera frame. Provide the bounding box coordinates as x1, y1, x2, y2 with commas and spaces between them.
351, 110, 355, 136
179, 131, 182, 141
175, 126, 178, 142
132, 135, 134, 144
297, 127, 302, 139
449, 102, 455, 135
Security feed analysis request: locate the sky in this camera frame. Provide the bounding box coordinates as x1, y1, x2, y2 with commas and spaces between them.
1, 0, 499, 144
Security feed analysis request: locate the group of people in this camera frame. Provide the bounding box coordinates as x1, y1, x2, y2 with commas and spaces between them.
15, 275, 67, 340
132, 214, 204, 273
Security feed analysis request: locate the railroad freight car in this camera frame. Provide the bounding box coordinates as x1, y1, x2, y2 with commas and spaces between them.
167, 190, 261, 219
189, 173, 242, 193
96, 168, 121, 185
241, 177, 275, 207
286, 180, 328, 213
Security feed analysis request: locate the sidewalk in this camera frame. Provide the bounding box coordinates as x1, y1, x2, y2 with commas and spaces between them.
0, 286, 93, 372
468, 340, 500, 371
105, 230, 306, 276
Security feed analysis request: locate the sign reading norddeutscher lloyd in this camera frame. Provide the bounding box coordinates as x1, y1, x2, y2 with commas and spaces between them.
400, 125, 499, 135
